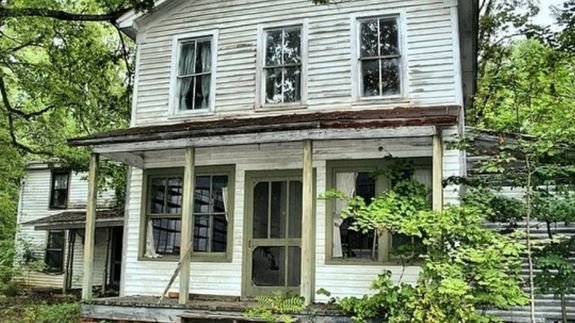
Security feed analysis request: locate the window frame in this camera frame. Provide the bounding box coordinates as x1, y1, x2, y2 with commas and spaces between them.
44, 231, 65, 274
139, 165, 235, 262
49, 169, 70, 210
255, 20, 308, 111
325, 158, 430, 265
351, 12, 408, 103
168, 30, 219, 117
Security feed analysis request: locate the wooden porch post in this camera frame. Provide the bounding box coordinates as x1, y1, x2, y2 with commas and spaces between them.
432, 132, 444, 211
179, 148, 195, 304
82, 153, 99, 300
301, 140, 314, 304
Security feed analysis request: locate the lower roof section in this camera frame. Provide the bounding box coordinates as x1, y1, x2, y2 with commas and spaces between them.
68, 106, 460, 148
25, 209, 124, 230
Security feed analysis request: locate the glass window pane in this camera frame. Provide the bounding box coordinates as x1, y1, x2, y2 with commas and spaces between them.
252, 246, 285, 287
194, 74, 210, 110
253, 182, 269, 239
152, 218, 181, 255
361, 60, 380, 97
381, 58, 400, 96
265, 30, 283, 66
356, 172, 376, 204
195, 40, 211, 73
265, 68, 283, 104
193, 215, 210, 252
288, 181, 302, 239
341, 218, 377, 260
212, 176, 229, 213
360, 19, 378, 58
270, 181, 287, 239
283, 67, 301, 103
379, 19, 399, 56
51, 190, 67, 209
150, 178, 166, 214
283, 28, 301, 64
179, 77, 194, 110
287, 246, 301, 286
53, 173, 68, 190
211, 215, 228, 252
179, 42, 196, 75
166, 177, 183, 214
47, 232, 64, 249
194, 176, 211, 214
45, 250, 63, 272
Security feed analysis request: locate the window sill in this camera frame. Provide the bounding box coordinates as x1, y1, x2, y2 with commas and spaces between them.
167, 109, 215, 121
352, 97, 411, 108
255, 104, 308, 113
43, 270, 64, 275
48, 206, 68, 210
138, 255, 232, 263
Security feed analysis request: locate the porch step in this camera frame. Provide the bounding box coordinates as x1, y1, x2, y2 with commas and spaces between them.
179, 311, 298, 323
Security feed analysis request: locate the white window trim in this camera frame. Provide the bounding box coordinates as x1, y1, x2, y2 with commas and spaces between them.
255, 19, 308, 110
168, 30, 219, 117
350, 10, 409, 103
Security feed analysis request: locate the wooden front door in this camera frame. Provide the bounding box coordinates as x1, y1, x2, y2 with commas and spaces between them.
244, 172, 303, 297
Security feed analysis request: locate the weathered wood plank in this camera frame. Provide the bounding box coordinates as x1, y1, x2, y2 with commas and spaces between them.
82, 153, 99, 300
179, 148, 195, 304
301, 140, 314, 304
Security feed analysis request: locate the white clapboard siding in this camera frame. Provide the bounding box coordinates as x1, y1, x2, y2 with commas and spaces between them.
132, 0, 460, 125
15, 165, 115, 289
122, 134, 461, 299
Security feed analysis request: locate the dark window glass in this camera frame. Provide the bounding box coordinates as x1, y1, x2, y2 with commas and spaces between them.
147, 173, 229, 256
45, 231, 64, 273
178, 37, 212, 110
338, 172, 378, 260
49, 171, 69, 209
359, 18, 400, 97
264, 27, 302, 104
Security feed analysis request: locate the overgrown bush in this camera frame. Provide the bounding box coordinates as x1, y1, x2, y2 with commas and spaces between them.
246, 292, 304, 323
323, 164, 527, 322
22, 302, 81, 323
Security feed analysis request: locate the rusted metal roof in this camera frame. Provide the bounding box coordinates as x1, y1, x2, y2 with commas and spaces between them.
69, 106, 460, 147
24, 209, 124, 230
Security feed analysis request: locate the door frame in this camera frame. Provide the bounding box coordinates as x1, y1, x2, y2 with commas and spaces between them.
242, 169, 305, 298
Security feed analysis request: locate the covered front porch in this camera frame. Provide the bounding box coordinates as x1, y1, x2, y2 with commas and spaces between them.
69, 107, 461, 321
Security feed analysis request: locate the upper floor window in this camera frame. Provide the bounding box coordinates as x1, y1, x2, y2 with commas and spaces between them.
177, 37, 213, 111
358, 17, 401, 97
263, 26, 302, 104
49, 170, 69, 209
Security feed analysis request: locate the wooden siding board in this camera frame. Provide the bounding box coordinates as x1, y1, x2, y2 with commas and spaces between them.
132, 0, 460, 126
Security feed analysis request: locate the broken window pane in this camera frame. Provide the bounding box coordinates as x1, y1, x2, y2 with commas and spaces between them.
381, 58, 400, 95
252, 246, 285, 287
264, 27, 302, 104
361, 59, 380, 97
379, 19, 399, 56
360, 19, 378, 58
152, 218, 181, 255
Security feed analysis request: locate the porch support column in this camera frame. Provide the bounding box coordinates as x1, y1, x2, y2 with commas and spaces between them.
82, 153, 99, 300
432, 132, 444, 211
179, 148, 195, 304
301, 140, 314, 304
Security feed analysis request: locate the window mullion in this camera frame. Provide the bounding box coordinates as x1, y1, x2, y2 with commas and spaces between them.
281, 29, 285, 103
267, 182, 272, 239
376, 19, 383, 95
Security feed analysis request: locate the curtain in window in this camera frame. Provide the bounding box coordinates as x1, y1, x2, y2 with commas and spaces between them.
145, 220, 161, 258
222, 186, 228, 222
412, 168, 432, 189
333, 172, 357, 258
200, 43, 211, 109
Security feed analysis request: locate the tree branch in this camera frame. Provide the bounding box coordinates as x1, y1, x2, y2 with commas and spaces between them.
0, 6, 129, 23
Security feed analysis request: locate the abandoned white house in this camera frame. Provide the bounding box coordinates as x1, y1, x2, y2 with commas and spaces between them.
15, 161, 123, 293
67, 0, 478, 320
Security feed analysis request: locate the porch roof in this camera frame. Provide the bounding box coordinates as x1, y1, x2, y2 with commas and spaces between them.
68, 106, 460, 147
25, 209, 124, 230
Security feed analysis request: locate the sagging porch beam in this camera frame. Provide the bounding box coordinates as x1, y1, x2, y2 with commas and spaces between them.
92, 126, 438, 155
82, 153, 99, 300
432, 132, 444, 211
179, 147, 195, 304
301, 140, 314, 304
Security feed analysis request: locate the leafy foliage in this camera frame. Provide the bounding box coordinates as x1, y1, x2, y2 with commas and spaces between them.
245, 292, 304, 323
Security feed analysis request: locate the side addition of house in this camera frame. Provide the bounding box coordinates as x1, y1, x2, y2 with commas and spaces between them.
15, 161, 123, 294
68, 0, 478, 319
